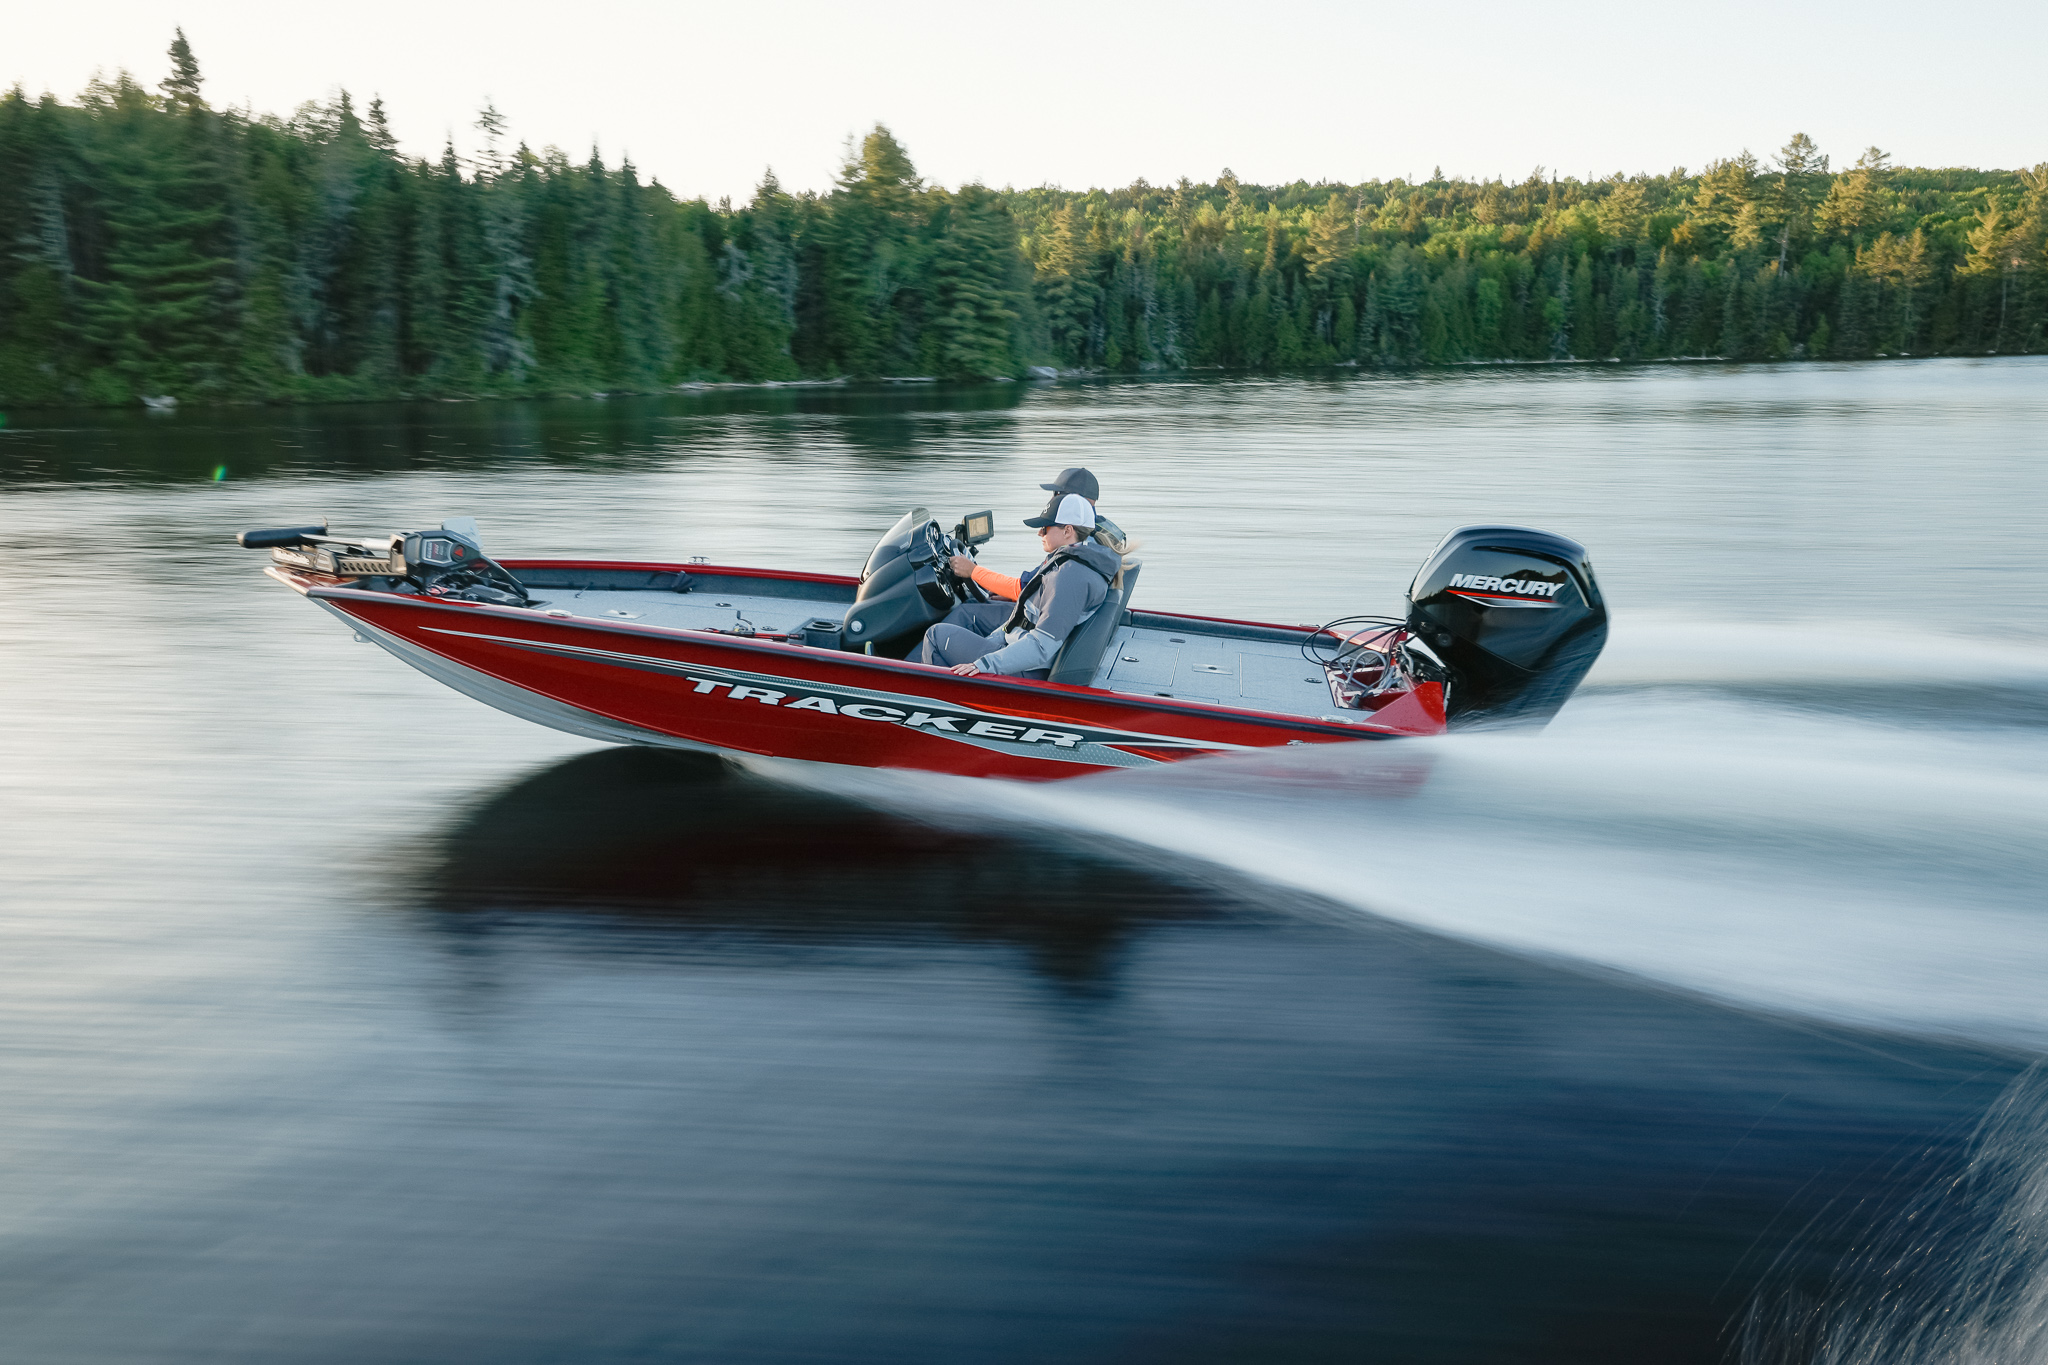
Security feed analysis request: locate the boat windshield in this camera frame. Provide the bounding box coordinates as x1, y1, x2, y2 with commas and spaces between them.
861, 507, 931, 582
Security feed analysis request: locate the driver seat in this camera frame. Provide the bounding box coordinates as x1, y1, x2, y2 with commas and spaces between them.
1047, 561, 1140, 687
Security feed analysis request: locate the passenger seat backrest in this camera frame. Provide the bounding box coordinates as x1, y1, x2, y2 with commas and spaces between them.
1046, 559, 1140, 687
1112, 561, 1139, 615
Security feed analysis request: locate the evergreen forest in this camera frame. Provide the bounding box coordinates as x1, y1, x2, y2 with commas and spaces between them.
3, 33, 2046, 407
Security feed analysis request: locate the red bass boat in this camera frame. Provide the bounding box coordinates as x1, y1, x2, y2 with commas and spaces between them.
242, 511, 1607, 780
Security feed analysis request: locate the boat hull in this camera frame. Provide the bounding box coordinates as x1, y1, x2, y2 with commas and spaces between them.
279, 563, 1443, 780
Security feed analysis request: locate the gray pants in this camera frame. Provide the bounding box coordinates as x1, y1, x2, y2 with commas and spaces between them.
919, 601, 1048, 676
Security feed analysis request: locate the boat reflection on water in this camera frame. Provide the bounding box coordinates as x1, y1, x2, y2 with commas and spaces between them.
410, 746, 1221, 988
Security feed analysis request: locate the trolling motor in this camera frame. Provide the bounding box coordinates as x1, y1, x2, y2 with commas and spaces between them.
1403, 525, 1608, 728
236, 518, 532, 608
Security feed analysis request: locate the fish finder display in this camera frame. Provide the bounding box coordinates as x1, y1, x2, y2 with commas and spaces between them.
958, 510, 995, 545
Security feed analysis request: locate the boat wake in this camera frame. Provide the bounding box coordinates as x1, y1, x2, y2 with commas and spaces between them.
767, 618, 2048, 1053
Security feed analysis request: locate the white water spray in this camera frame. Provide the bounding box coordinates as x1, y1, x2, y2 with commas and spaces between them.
771, 622, 2048, 1052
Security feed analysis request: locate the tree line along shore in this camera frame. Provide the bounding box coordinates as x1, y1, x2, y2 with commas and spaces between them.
2, 34, 2044, 408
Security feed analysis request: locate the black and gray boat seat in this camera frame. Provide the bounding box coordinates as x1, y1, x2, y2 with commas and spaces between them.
1046, 561, 1141, 686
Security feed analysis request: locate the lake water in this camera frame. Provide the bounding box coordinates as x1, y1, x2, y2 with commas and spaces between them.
4, 359, 2047, 1363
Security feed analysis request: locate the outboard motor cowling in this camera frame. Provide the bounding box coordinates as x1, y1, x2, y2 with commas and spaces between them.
1405, 525, 1607, 728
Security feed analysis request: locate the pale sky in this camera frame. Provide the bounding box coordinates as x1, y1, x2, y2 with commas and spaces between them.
11, 0, 2045, 202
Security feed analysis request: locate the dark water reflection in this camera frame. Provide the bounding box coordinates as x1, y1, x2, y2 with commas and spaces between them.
418, 747, 1200, 987
0, 384, 1037, 484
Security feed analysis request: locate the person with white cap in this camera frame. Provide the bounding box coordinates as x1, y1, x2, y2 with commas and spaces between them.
947, 466, 1129, 600
918, 491, 1123, 677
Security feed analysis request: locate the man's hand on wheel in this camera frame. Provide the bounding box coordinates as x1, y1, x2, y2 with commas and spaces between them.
950, 662, 982, 676
947, 554, 976, 579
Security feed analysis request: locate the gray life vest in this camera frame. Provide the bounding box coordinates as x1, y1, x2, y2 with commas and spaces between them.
1000, 546, 1116, 635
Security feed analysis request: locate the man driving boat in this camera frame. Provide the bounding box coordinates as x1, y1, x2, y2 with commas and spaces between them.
918, 493, 1123, 677
947, 466, 1127, 600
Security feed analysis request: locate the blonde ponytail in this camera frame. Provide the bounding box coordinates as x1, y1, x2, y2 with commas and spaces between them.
1091, 526, 1141, 589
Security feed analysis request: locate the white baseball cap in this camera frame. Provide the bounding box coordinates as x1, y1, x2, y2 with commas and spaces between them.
1023, 492, 1097, 530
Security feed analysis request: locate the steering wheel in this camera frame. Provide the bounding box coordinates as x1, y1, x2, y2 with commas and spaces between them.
922, 521, 990, 605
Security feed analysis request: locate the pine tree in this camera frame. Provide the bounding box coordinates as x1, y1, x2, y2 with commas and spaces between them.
1473, 275, 1504, 354
366, 98, 398, 155
1649, 249, 1676, 355
671, 198, 725, 378
1033, 203, 1099, 366
1807, 314, 1832, 357
402, 146, 456, 383
474, 140, 537, 382
1375, 245, 1424, 364
1686, 153, 1758, 255
1595, 179, 1648, 253
72, 53, 235, 400
162, 29, 203, 114
1570, 255, 1597, 357
1542, 251, 1571, 358
1418, 286, 1447, 364
1277, 285, 1310, 366
1770, 133, 1828, 270
819, 124, 932, 376
1959, 203, 2018, 351
1857, 228, 1930, 351
0, 91, 80, 403
1835, 268, 1872, 357
1815, 148, 1892, 242
1719, 263, 1748, 357
1612, 267, 1645, 358
732, 169, 799, 378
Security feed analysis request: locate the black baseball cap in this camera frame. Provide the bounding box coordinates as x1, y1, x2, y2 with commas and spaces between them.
1039, 467, 1100, 501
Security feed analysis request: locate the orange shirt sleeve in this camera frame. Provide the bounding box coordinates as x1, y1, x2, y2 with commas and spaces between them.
970, 564, 1021, 600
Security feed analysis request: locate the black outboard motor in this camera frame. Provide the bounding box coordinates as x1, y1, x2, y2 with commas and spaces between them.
1405, 525, 1607, 728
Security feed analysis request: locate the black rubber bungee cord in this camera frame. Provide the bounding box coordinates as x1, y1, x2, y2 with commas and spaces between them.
1302, 615, 1406, 673
1302, 614, 1444, 705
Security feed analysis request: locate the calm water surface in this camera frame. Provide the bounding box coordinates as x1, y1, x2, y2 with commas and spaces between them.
3, 360, 2047, 1363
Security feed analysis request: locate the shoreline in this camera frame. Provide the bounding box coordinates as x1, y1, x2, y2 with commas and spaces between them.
2, 351, 2038, 414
